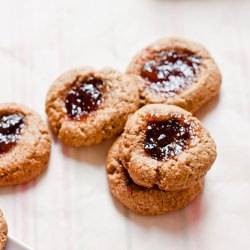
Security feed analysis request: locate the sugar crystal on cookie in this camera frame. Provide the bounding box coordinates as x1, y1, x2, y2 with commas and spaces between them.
141, 50, 201, 96
144, 113, 200, 161
65, 76, 104, 120
0, 113, 25, 153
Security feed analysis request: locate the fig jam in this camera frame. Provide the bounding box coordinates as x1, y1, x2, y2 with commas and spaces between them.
65, 76, 104, 120
141, 50, 201, 96
144, 114, 199, 161
0, 113, 25, 154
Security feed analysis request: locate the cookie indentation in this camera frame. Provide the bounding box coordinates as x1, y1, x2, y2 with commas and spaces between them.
0, 113, 25, 154
144, 114, 199, 161
65, 76, 104, 120
141, 50, 201, 96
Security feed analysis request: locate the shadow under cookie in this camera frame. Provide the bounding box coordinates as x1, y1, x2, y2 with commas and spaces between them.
195, 94, 221, 121
61, 139, 114, 166
127, 195, 204, 235
0, 172, 48, 196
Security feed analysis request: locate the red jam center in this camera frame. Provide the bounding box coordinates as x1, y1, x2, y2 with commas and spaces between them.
144, 114, 199, 161
141, 50, 201, 96
0, 113, 25, 154
65, 76, 104, 120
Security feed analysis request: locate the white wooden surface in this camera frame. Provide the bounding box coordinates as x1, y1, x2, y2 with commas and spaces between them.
1, 0, 250, 249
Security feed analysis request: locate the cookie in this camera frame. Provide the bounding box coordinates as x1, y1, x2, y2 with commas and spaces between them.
107, 137, 204, 215
120, 104, 216, 191
126, 37, 222, 113
0, 103, 51, 186
46, 67, 140, 147
0, 210, 8, 250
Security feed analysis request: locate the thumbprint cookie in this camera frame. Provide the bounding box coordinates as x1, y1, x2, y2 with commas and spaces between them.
120, 104, 216, 191
126, 37, 221, 113
46, 67, 140, 147
0, 103, 51, 186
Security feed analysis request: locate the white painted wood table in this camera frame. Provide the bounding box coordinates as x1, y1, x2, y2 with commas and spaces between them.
0, 0, 250, 249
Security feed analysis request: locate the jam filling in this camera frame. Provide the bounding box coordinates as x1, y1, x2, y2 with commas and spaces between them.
0, 113, 25, 154
65, 76, 104, 120
141, 50, 201, 96
144, 114, 199, 161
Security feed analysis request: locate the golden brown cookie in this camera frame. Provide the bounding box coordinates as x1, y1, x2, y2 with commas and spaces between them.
46, 67, 140, 147
0, 103, 51, 186
107, 137, 204, 215
120, 104, 216, 191
126, 37, 222, 113
0, 210, 8, 250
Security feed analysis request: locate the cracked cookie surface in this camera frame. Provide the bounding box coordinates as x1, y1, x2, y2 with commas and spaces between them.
107, 137, 204, 215
0, 103, 51, 186
46, 67, 140, 146
126, 37, 222, 113
120, 104, 216, 191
